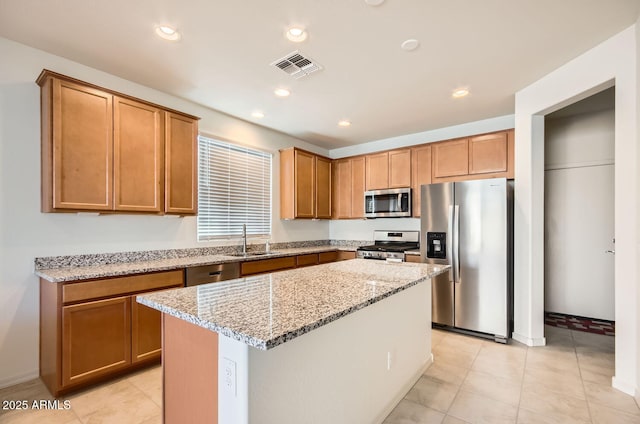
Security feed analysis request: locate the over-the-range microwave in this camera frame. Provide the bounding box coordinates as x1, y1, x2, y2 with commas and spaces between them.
364, 188, 412, 218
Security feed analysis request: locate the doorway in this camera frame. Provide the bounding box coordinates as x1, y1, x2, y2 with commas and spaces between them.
543, 87, 615, 334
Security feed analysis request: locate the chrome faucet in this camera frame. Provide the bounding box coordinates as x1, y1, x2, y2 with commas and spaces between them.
242, 224, 247, 255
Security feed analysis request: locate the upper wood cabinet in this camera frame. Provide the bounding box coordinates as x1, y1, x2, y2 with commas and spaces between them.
365, 152, 389, 190
469, 131, 509, 175
41, 77, 114, 211
411, 145, 432, 217
389, 149, 412, 188
280, 147, 332, 219
37, 70, 199, 215
365, 149, 411, 190
431, 130, 514, 183
165, 112, 198, 215
432, 138, 469, 180
331, 156, 365, 219
315, 156, 332, 219
113, 97, 163, 212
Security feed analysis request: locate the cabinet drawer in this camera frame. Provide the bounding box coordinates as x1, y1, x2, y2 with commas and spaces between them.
296, 254, 319, 267
241, 257, 296, 276
318, 251, 339, 264
336, 251, 356, 261
63, 270, 184, 304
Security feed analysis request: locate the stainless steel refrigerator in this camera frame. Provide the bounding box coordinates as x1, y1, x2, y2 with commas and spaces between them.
420, 178, 513, 342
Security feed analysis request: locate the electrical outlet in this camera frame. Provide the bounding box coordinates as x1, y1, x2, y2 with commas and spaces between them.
223, 357, 237, 396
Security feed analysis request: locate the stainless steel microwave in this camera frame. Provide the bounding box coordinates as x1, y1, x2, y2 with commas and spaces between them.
364, 188, 412, 218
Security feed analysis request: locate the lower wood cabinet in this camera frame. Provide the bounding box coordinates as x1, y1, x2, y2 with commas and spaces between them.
241, 250, 357, 276
62, 297, 131, 387
131, 298, 163, 363
40, 270, 183, 396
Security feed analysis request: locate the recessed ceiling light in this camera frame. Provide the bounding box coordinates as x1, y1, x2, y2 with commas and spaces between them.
251, 111, 265, 118
155, 25, 181, 41
365, 0, 385, 5
274, 88, 291, 97
285, 26, 307, 42
338, 120, 352, 127
452, 88, 470, 98
401, 39, 420, 51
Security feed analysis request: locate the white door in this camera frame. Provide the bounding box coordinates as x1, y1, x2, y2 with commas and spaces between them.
544, 163, 614, 321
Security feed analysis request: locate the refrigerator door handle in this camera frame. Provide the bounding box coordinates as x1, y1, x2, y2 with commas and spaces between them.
447, 205, 454, 280
453, 204, 460, 283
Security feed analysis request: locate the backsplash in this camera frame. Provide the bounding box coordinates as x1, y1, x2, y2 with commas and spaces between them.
34, 239, 371, 270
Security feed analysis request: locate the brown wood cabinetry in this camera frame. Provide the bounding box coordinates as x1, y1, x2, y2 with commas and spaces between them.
365, 149, 411, 190
113, 97, 163, 212
432, 138, 469, 180
389, 149, 412, 188
40, 270, 183, 396
405, 255, 422, 263
62, 297, 131, 387
411, 145, 432, 217
241, 256, 297, 276
41, 77, 114, 211
365, 152, 390, 190
315, 156, 332, 219
280, 148, 332, 219
37, 70, 199, 215
165, 112, 198, 214
131, 299, 163, 363
332, 156, 365, 219
431, 130, 514, 183
469, 132, 509, 175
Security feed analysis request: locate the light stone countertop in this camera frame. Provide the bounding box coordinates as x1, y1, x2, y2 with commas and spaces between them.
137, 259, 448, 350
35, 245, 358, 283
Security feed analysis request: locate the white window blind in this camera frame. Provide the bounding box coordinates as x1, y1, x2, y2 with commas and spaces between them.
197, 136, 272, 240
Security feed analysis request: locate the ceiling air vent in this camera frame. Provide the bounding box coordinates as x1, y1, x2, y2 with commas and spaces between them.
270, 51, 322, 79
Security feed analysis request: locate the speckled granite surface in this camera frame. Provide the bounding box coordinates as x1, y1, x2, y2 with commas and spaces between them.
35, 245, 361, 283
137, 259, 448, 350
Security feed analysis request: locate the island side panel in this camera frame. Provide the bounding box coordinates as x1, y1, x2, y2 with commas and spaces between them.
217, 279, 432, 424
162, 313, 218, 424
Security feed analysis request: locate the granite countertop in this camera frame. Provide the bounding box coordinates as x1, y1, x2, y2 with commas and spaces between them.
137, 259, 448, 350
35, 245, 359, 283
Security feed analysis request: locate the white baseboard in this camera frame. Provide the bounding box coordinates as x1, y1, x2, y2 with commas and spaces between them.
612, 376, 637, 396
0, 369, 39, 390
512, 331, 546, 347
374, 354, 434, 424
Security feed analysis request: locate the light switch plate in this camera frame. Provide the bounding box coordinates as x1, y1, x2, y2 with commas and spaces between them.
223, 357, 237, 396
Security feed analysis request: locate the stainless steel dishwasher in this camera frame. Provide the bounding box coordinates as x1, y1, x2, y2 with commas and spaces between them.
185, 262, 240, 287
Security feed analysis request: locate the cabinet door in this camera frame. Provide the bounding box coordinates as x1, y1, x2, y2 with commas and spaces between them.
432, 138, 469, 179
389, 149, 411, 188
411, 145, 432, 217
165, 112, 198, 214
351, 157, 366, 218
469, 132, 508, 175
365, 152, 389, 190
315, 156, 332, 219
62, 297, 131, 387
51, 78, 113, 210
294, 150, 316, 218
334, 159, 352, 219
131, 298, 162, 363
114, 97, 163, 212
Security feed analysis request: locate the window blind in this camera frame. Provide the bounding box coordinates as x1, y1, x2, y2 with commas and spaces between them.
197, 136, 272, 241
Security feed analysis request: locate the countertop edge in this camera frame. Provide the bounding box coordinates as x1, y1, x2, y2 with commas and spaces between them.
136, 265, 448, 351
36, 246, 359, 283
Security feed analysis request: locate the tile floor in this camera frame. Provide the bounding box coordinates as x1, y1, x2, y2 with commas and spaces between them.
1, 326, 638, 424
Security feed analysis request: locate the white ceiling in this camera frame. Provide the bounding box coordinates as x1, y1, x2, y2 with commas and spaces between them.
1, 0, 638, 149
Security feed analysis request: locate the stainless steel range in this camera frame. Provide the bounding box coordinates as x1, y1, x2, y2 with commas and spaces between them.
356, 230, 420, 261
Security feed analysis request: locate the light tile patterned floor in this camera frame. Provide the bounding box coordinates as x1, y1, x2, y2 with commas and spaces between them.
1, 326, 638, 423
384, 326, 640, 424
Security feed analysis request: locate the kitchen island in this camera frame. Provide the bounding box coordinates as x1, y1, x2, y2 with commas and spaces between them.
138, 259, 447, 424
